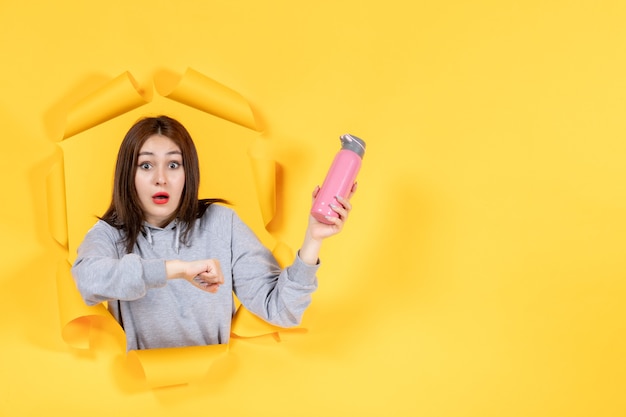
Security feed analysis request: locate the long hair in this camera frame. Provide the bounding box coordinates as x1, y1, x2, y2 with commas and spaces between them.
100, 115, 224, 253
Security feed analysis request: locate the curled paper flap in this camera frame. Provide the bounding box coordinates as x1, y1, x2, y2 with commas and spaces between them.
61, 72, 150, 140
272, 241, 294, 268
58, 257, 230, 388
154, 68, 259, 131
230, 244, 303, 339
56, 260, 125, 350
52, 68, 305, 388
46, 156, 68, 248
248, 152, 276, 226
231, 305, 306, 340
127, 344, 229, 389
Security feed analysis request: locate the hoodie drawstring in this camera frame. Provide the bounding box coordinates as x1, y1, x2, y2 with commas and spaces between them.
173, 219, 180, 254
145, 227, 153, 246
142, 219, 180, 254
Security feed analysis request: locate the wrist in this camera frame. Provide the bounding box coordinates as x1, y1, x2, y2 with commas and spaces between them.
165, 260, 184, 279
299, 233, 322, 266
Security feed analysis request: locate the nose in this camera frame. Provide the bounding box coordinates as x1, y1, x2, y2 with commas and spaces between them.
155, 166, 167, 185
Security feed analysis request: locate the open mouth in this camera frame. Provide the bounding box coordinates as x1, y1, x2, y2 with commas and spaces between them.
152, 192, 170, 205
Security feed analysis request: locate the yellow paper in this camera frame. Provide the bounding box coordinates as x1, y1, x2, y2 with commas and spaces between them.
56, 259, 125, 350
46, 157, 68, 248
51, 68, 299, 388
155, 68, 259, 131
230, 304, 307, 341
61, 72, 150, 140
127, 344, 229, 388
6, 2, 626, 415
248, 137, 277, 226
271, 241, 294, 268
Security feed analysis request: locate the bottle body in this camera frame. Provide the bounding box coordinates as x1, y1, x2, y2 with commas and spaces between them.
311, 149, 362, 224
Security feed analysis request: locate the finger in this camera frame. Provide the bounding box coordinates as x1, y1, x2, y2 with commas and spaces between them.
197, 272, 223, 284
329, 203, 347, 219
192, 276, 222, 292
193, 275, 213, 285
333, 196, 352, 212
347, 182, 358, 199
199, 268, 219, 279
204, 260, 223, 281
311, 185, 321, 200
323, 215, 343, 227
197, 282, 220, 293
203, 282, 220, 293
206, 259, 221, 273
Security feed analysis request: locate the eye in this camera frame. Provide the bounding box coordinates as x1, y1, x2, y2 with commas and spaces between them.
169, 161, 181, 169
138, 162, 152, 170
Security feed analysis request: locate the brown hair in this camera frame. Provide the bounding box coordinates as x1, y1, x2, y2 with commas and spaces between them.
100, 115, 224, 253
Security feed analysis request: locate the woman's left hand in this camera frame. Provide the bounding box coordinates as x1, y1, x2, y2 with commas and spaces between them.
298, 183, 357, 265
306, 182, 357, 241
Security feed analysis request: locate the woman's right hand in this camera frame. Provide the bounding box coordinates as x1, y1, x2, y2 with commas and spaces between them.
166, 259, 224, 293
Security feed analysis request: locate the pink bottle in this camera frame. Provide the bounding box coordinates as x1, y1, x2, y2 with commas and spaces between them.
311, 134, 366, 224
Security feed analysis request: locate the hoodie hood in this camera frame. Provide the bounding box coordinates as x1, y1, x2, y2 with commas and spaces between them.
141, 218, 181, 254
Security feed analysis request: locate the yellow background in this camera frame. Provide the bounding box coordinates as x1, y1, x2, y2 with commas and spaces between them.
1, 0, 625, 415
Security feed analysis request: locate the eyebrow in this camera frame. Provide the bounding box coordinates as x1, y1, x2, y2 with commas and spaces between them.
138, 150, 182, 156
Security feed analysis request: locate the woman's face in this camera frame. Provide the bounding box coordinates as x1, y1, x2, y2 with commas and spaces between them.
134, 134, 185, 227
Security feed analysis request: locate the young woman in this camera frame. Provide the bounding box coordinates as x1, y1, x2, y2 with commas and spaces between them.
71, 115, 355, 350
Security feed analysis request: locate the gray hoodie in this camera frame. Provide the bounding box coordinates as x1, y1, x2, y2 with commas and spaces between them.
71, 204, 319, 350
